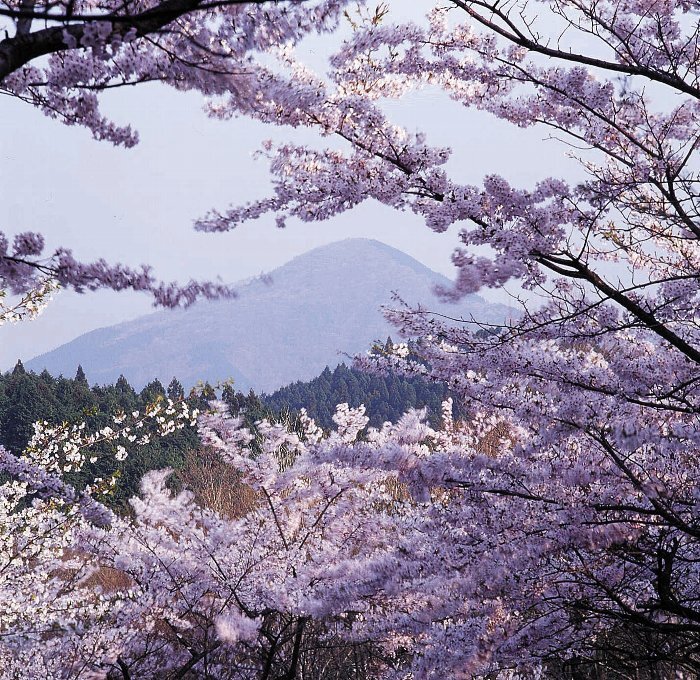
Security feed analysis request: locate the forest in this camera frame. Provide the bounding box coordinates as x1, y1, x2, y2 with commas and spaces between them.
1, 0, 699, 678
0, 357, 453, 507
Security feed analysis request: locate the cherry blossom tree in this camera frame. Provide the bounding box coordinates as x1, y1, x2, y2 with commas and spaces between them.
193, 0, 700, 674
4, 392, 693, 677
0, 0, 359, 305
0, 400, 481, 678
3, 0, 700, 676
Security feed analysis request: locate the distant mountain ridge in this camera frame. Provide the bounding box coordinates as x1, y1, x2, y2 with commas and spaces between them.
27, 239, 513, 392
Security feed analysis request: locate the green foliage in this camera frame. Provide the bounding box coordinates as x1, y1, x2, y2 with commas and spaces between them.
0, 361, 58, 453
0, 358, 457, 509
0, 364, 198, 510
263, 362, 458, 430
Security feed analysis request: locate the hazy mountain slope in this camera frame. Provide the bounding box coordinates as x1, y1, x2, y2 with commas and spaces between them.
27, 239, 513, 391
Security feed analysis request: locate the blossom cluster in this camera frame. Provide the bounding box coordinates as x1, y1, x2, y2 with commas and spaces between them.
0, 278, 59, 326
2, 0, 700, 674
0, 229, 239, 308
0, 391, 695, 676
0, 1, 361, 304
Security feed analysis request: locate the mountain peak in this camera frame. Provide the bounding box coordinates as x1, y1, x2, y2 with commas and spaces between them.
293, 238, 418, 260
266, 238, 438, 285
27, 240, 511, 391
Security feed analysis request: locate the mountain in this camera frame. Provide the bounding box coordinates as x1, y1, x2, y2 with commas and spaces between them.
27, 239, 513, 392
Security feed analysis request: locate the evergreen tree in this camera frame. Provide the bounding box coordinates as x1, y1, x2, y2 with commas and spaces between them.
264, 364, 455, 430
167, 378, 185, 402
114, 375, 138, 411
221, 384, 242, 414
140, 379, 166, 404
0, 364, 54, 452
75, 365, 88, 386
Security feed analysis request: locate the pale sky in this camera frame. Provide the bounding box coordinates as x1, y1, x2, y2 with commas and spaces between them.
0, 4, 580, 371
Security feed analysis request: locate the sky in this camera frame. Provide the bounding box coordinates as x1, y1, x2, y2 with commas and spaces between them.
0, 3, 580, 371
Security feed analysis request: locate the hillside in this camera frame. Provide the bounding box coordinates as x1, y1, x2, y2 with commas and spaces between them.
27, 239, 512, 391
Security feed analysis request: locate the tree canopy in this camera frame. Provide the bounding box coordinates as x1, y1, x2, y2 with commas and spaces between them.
1, 0, 700, 677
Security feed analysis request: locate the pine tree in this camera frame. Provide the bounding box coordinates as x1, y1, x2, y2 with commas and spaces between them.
0, 368, 53, 452
75, 365, 88, 386
140, 380, 166, 404
221, 384, 241, 414
114, 375, 138, 411
167, 378, 185, 402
